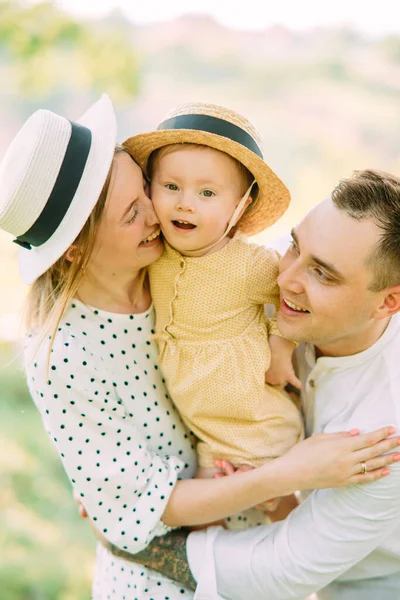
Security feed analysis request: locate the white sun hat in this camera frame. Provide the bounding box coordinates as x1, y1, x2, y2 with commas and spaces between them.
0, 94, 117, 284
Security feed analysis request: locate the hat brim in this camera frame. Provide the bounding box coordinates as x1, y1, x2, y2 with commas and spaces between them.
123, 129, 290, 236
19, 94, 117, 284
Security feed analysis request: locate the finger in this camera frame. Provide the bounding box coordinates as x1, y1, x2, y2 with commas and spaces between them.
213, 473, 225, 479
355, 436, 400, 462
73, 489, 81, 504
214, 459, 235, 476
360, 452, 400, 474
236, 464, 254, 474
349, 467, 391, 485
287, 371, 302, 390
350, 426, 396, 451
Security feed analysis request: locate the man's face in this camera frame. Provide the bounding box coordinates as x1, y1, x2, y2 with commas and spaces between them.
277, 198, 386, 355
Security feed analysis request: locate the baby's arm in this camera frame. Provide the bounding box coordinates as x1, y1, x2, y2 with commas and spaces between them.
246, 245, 300, 388
265, 334, 301, 389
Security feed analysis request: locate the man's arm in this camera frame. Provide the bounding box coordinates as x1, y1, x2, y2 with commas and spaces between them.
103, 530, 196, 591
105, 466, 400, 599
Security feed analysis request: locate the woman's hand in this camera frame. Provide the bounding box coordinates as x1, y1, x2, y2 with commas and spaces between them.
280, 426, 400, 490
73, 489, 88, 518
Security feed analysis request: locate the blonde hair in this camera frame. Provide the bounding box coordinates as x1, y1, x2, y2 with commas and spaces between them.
25, 144, 128, 350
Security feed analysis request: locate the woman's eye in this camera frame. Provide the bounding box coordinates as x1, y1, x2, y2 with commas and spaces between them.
200, 189, 215, 198
288, 240, 299, 254
127, 207, 139, 224
166, 184, 178, 191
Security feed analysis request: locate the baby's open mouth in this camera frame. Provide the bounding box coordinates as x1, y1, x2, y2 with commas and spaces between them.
172, 220, 196, 230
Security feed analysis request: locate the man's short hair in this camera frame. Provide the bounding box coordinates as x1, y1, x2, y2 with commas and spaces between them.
332, 169, 400, 291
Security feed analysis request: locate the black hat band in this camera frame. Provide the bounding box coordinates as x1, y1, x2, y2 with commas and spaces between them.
14, 121, 92, 250
157, 114, 263, 159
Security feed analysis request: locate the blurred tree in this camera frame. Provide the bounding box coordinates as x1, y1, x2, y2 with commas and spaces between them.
0, 0, 139, 100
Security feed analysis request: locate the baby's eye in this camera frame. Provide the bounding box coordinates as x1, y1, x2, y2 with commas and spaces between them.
166, 184, 179, 191
200, 189, 215, 198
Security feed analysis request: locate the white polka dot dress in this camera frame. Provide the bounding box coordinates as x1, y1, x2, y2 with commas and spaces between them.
24, 300, 198, 599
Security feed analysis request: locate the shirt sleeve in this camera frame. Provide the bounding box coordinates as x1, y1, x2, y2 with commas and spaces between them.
188, 465, 400, 599
246, 245, 283, 338
26, 332, 184, 555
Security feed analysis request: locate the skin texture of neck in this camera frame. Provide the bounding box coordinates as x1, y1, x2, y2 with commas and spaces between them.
315, 316, 391, 358
77, 266, 150, 314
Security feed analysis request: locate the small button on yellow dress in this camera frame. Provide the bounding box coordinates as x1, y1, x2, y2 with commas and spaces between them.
149, 236, 303, 468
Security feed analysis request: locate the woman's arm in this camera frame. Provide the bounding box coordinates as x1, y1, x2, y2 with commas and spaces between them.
162, 426, 400, 527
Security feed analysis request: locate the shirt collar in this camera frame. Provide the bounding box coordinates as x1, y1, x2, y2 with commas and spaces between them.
308, 313, 400, 371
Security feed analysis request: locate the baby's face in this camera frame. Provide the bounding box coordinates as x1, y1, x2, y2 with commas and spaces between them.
151, 146, 245, 255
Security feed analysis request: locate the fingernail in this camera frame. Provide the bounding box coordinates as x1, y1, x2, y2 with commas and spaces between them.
393, 454, 400, 461
388, 427, 396, 435
381, 469, 390, 476
349, 429, 359, 436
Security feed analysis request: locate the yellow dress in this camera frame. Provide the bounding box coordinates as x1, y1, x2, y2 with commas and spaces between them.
149, 236, 303, 468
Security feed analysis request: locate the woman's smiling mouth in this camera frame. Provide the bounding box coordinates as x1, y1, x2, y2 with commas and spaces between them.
139, 228, 161, 246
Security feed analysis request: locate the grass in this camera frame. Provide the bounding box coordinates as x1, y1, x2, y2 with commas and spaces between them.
0, 343, 95, 600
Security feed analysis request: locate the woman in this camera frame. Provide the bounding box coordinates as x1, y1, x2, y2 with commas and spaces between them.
0, 95, 398, 599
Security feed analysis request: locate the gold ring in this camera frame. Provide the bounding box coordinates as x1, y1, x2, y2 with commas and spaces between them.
360, 462, 367, 475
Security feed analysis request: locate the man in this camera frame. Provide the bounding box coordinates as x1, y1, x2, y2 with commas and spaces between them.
104, 169, 400, 599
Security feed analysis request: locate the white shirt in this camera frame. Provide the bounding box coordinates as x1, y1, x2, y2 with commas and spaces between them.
25, 300, 198, 599
187, 313, 400, 600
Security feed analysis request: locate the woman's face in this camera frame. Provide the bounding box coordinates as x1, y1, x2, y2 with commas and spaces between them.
88, 152, 162, 275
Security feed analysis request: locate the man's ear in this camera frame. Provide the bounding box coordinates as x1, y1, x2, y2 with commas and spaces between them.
373, 284, 400, 319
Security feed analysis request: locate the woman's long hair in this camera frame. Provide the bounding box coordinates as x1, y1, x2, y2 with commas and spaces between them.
25, 145, 128, 354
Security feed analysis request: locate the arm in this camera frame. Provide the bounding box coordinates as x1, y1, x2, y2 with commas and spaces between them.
101, 428, 400, 575
198, 465, 400, 600
246, 245, 286, 340
127, 462, 400, 598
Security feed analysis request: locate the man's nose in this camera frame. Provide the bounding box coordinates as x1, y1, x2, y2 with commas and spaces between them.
278, 258, 304, 295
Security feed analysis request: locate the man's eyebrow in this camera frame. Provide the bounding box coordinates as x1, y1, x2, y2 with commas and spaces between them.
291, 228, 344, 280
120, 198, 138, 223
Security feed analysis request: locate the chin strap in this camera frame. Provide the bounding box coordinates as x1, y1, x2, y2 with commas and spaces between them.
173, 180, 256, 258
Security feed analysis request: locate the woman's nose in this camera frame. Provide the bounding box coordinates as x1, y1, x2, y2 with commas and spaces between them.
144, 197, 159, 226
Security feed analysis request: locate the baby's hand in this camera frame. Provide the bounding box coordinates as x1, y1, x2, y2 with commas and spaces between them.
265, 335, 301, 389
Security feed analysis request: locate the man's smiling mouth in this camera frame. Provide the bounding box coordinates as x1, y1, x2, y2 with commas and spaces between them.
283, 297, 310, 313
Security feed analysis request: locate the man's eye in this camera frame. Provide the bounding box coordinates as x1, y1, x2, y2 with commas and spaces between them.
314, 268, 330, 282
200, 189, 214, 197
166, 184, 178, 191
289, 240, 299, 254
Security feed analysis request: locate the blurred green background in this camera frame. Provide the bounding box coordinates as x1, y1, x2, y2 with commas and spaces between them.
0, 0, 400, 597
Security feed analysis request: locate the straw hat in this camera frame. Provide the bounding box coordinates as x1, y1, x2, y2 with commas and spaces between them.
0, 94, 117, 284
123, 102, 290, 236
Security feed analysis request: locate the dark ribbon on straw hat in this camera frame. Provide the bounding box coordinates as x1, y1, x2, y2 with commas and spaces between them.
13, 121, 92, 250
157, 114, 263, 159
